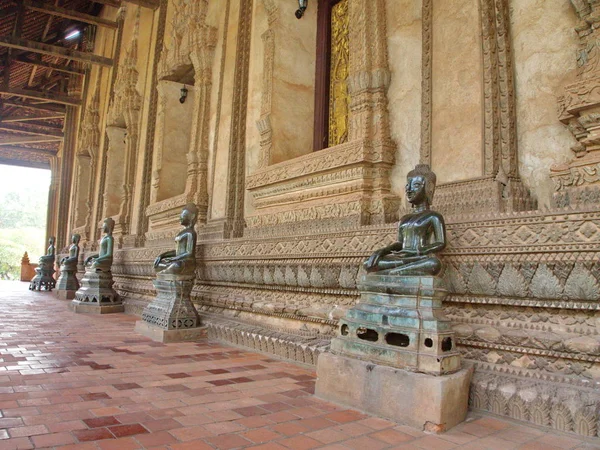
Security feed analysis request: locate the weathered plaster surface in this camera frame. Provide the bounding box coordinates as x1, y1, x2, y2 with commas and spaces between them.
386, 0, 422, 198
431, 0, 483, 184
511, 0, 578, 207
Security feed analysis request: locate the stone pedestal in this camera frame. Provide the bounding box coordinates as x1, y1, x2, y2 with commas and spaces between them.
29, 266, 56, 291
135, 274, 203, 343
71, 269, 123, 314
316, 352, 472, 432
55, 265, 80, 300
316, 274, 471, 432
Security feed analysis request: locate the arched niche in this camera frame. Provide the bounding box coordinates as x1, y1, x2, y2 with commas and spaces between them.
153, 78, 197, 203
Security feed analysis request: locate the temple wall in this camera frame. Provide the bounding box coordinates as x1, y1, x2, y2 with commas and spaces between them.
209, 0, 239, 221
431, 0, 483, 183
386, 0, 422, 198
65, 0, 600, 438
511, 0, 579, 207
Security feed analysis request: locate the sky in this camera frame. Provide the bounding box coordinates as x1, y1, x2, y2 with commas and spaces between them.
0, 164, 51, 195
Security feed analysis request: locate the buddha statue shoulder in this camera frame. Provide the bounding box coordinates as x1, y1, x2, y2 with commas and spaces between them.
85, 218, 114, 272
60, 234, 80, 270
154, 203, 198, 277
364, 164, 446, 276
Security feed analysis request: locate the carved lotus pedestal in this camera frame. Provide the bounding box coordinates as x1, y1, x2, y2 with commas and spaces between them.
29, 266, 56, 292
71, 269, 123, 314
55, 265, 80, 300
134, 274, 204, 343
316, 275, 472, 432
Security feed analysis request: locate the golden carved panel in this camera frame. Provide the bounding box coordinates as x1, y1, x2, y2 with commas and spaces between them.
328, 0, 349, 147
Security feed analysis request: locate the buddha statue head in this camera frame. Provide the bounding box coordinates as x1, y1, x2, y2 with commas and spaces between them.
406, 164, 436, 208
103, 217, 115, 235
181, 203, 198, 228
72, 234, 81, 245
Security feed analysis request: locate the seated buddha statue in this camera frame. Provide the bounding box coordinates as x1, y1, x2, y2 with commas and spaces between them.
364, 164, 446, 276
153, 203, 198, 276
60, 234, 80, 271
85, 218, 115, 272
38, 237, 56, 270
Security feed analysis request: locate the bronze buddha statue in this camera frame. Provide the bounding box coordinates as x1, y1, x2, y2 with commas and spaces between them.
60, 234, 80, 271
85, 218, 114, 272
38, 237, 56, 269
153, 203, 198, 276
364, 164, 446, 276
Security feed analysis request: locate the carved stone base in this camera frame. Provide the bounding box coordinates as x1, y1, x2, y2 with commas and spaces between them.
29, 268, 56, 291
316, 352, 472, 432
333, 275, 461, 375
55, 266, 79, 299
72, 269, 121, 313
140, 274, 201, 330
70, 302, 125, 314
134, 321, 206, 343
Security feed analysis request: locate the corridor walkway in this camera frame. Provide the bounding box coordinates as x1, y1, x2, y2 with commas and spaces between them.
0, 281, 597, 450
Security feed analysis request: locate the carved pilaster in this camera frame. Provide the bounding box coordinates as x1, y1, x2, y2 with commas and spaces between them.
551, 1, 600, 207
102, 8, 142, 247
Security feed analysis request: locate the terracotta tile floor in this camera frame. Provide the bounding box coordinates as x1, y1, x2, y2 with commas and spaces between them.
0, 281, 598, 449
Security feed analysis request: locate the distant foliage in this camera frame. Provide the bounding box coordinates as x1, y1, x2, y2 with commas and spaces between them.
0, 182, 48, 280
0, 189, 47, 229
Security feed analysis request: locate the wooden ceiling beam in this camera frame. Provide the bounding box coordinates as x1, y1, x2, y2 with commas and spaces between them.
23, 1, 118, 29
16, 56, 86, 76
0, 87, 81, 106
93, 0, 160, 10
0, 36, 113, 67
0, 145, 57, 155
0, 135, 62, 145
1, 114, 64, 123
0, 123, 63, 138
1, 100, 66, 113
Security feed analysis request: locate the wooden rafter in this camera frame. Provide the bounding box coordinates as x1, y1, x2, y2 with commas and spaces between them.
0, 114, 65, 123
0, 123, 63, 137
93, 0, 160, 10
23, 0, 118, 29
16, 55, 86, 76
1, 100, 66, 113
0, 145, 56, 155
0, 135, 62, 145
0, 36, 113, 67
0, 87, 81, 106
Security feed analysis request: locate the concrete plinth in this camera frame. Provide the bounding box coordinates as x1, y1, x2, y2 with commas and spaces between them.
29, 268, 56, 291
69, 302, 124, 314
55, 266, 79, 300
134, 321, 206, 343
72, 269, 122, 314
55, 289, 76, 300
316, 352, 472, 432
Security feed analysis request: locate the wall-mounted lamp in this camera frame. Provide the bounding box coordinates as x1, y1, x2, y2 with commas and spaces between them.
179, 85, 188, 104
295, 0, 308, 19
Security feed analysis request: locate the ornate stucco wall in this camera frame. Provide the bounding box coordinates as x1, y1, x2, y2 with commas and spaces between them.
62, 0, 600, 438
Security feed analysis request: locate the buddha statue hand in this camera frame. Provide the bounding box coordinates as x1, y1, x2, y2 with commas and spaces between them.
85, 254, 99, 266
